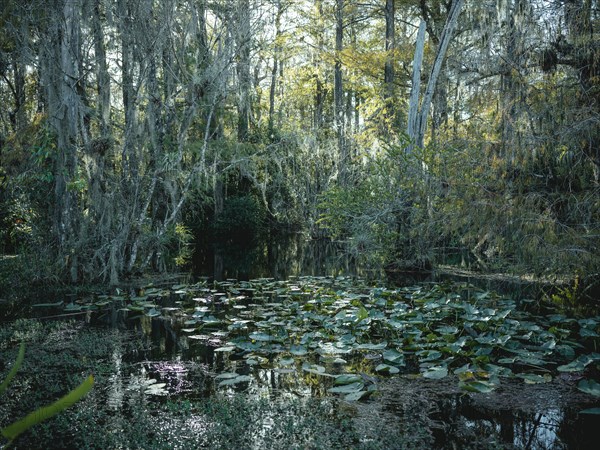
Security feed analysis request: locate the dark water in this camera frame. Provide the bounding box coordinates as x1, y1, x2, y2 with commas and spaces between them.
192, 234, 366, 281
85, 291, 599, 449
193, 235, 563, 298
2, 236, 598, 449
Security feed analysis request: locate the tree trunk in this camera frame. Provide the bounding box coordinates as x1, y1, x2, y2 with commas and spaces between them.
236, 0, 251, 142
334, 0, 347, 184
92, 0, 111, 137
46, 0, 83, 282
500, 0, 526, 164
268, 0, 282, 137
407, 20, 427, 151
407, 0, 464, 151
384, 0, 395, 110
313, 0, 325, 133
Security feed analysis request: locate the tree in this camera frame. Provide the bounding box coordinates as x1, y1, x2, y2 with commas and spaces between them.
407, 0, 464, 151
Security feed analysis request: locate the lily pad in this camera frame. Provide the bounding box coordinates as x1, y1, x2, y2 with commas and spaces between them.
356, 342, 388, 351
218, 375, 253, 387
459, 380, 496, 393
335, 374, 363, 385
517, 373, 552, 384
249, 332, 276, 342
328, 382, 364, 394
375, 364, 400, 374
422, 366, 448, 379
302, 363, 334, 377
382, 349, 405, 365
577, 379, 600, 397
214, 346, 236, 352
344, 390, 370, 401
290, 345, 308, 356
557, 355, 593, 372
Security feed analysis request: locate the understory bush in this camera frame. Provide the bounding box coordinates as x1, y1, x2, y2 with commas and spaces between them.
318, 139, 600, 279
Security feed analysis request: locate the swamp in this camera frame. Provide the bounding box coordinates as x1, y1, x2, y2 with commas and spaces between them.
1, 0, 600, 448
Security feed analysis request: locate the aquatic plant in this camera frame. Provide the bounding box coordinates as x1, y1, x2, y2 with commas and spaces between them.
57, 277, 600, 402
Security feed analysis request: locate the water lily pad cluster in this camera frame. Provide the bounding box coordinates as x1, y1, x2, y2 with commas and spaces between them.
71, 277, 600, 399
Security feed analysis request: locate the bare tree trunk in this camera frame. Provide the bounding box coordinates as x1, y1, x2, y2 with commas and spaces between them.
313, 0, 325, 133
236, 0, 251, 141
92, 0, 111, 137
431, 70, 448, 144
407, 20, 426, 152
268, 0, 283, 137
46, 0, 83, 282
118, 0, 137, 181
407, 0, 464, 151
500, 0, 526, 165
334, 0, 347, 184
11, 31, 26, 132
384, 0, 396, 120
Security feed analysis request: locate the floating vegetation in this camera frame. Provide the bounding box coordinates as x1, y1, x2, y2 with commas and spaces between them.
61, 277, 600, 401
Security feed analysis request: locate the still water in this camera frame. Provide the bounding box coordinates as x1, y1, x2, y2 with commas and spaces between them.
2, 236, 598, 449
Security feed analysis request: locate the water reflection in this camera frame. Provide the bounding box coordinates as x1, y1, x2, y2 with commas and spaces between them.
89, 307, 599, 450
193, 235, 363, 281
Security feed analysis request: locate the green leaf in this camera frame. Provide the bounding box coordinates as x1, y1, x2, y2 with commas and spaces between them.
249, 332, 275, 342
357, 305, 369, 322
145, 308, 161, 318
1, 375, 94, 443
64, 303, 83, 311
335, 374, 363, 385
215, 372, 238, 380
557, 355, 592, 372
382, 349, 405, 365
356, 342, 388, 350
459, 380, 496, 393
302, 363, 334, 377
422, 366, 448, 379
0, 342, 25, 396
214, 346, 236, 352
144, 382, 168, 396
580, 408, 600, 415
436, 326, 458, 335
517, 373, 552, 384
419, 350, 442, 362
580, 328, 599, 338
577, 379, 600, 397
279, 357, 295, 366
218, 375, 253, 387
32, 301, 63, 308
375, 364, 400, 374
344, 390, 370, 402
328, 382, 364, 394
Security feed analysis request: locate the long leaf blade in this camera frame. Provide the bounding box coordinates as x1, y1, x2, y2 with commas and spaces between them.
0, 342, 25, 396
1, 374, 94, 442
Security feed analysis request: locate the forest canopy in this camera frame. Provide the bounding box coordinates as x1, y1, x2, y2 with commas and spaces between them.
0, 0, 598, 285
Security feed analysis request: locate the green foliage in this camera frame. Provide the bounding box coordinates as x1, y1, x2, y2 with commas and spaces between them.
214, 195, 266, 241
549, 277, 582, 311
318, 141, 434, 268
173, 223, 194, 268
